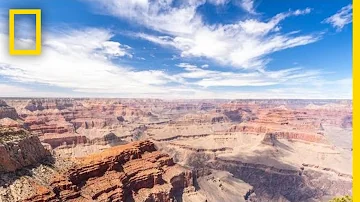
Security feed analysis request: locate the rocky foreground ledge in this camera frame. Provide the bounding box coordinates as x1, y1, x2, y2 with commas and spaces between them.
0, 128, 50, 172
0, 132, 194, 202
46, 140, 194, 202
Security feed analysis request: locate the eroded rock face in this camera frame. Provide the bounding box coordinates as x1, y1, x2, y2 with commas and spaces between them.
0, 99, 352, 202
0, 100, 19, 120
207, 159, 352, 201
40, 134, 88, 149
5, 99, 156, 138
24, 140, 194, 202
90, 132, 125, 146
0, 128, 50, 172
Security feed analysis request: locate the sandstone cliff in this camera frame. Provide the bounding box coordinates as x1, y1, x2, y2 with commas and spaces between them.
20, 140, 194, 202
0, 98, 352, 202
0, 100, 19, 120
0, 128, 50, 172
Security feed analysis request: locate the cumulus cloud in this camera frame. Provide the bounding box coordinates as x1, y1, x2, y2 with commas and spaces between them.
323, 4, 352, 31
0, 24, 345, 98
89, 0, 318, 69
44, 28, 133, 58
135, 9, 319, 69
0, 27, 180, 96
236, 0, 256, 14
0, 3, 351, 99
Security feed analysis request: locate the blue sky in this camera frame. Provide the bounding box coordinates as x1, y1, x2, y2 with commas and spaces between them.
0, 0, 353, 99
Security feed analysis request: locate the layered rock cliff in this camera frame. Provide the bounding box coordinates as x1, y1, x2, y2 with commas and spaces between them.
0, 128, 50, 172
18, 140, 194, 202
0, 100, 19, 120
207, 158, 352, 201
0, 98, 352, 202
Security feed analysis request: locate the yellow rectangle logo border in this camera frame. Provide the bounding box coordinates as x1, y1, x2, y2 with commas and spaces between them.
9, 9, 41, 55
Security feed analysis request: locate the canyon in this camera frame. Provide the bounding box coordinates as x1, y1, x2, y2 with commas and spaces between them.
0, 98, 352, 201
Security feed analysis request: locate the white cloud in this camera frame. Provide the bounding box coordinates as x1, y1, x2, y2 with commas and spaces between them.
44, 28, 132, 58
0, 84, 30, 94
323, 4, 352, 31
0, 28, 180, 96
87, 0, 203, 35
208, 0, 229, 6
236, 0, 256, 14
101, 41, 132, 58
0, 3, 351, 99
175, 63, 322, 87
0, 84, 84, 97
163, 75, 352, 99
0, 23, 346, 99
293, 7, 312, 16
125, 4, 318, 69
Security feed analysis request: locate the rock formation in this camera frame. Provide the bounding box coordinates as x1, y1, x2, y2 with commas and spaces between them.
1, 140, 195, 202
207, 158, 352, 201
40, 133, 88, 149
0, 127, 50, 172
0, 100, 19, 120
0, 98, 352, 202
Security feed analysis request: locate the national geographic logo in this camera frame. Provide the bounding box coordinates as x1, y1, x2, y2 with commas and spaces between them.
9, 9, 41, 55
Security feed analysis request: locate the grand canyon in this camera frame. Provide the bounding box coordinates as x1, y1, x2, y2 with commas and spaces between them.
0, 98, 352, 202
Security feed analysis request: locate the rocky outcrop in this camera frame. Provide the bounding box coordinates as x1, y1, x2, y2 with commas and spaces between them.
0, 99, 353, 202
149, 133, 212, 142
301, 163, 352, 179
169, 142, 233, 153
0, 118, 22, 128
0, 128, 50, 172
25, 140, 194, 202
228, 124, 326, 143
341, 115, 352, 128
228, 124, 269, 134
89, 132, 124, 146
223, 109, 256, 122
23, 98, 76, 112
207, 158, 352, 201
272, 131, 325, 143
261, 133, 276, 146
23, 113, 75, 135
40, 134, 88, 149
0, 100, 19, 120
6, 99, 155, 138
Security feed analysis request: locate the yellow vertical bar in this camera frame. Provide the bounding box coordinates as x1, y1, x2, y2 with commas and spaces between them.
9, 10, 15, 55
35, 10, 41, 54
354, 0, 357, 200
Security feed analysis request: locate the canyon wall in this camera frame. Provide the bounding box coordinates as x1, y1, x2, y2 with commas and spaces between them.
20, 140, 195, 202
0, 98, 352, 202
0, 100, 19, 120
207, 158, 352, 201
0, 128, 50, 172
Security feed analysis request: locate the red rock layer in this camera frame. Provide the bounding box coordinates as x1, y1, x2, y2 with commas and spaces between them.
40, 134, 88, 149
227, 123, 325, 143
11, 99, 154, 137
0, 128, 50, 172
26, 140, 193, 202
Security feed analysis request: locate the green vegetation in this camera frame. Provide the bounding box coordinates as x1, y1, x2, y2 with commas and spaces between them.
329, 195, 352, 202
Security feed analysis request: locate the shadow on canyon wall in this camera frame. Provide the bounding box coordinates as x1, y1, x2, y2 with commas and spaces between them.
0, 155, 56, 189
185, 147, 351, 202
